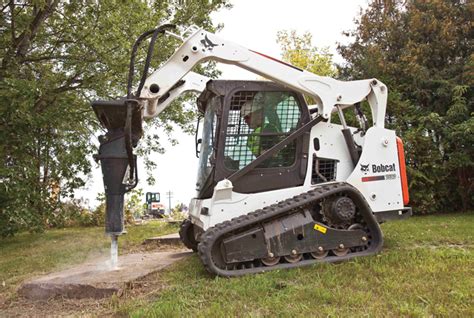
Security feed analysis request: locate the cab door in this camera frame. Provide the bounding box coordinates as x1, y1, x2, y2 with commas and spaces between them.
215, 82, 310, 193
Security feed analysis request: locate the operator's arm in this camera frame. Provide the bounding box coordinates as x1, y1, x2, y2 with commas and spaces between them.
138, 27, 388, 127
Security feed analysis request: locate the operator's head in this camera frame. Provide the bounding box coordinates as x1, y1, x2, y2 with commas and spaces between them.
240, 100, 264, 129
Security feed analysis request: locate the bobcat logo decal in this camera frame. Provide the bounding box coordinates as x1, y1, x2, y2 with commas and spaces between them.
201, 35, 218, 50
360, 164, 370, 172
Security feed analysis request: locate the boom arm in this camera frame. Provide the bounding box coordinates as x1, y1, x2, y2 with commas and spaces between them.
139, 27, 388, 127
143, 71, 209, 118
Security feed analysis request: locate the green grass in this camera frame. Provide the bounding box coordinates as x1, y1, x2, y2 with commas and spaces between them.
124, 213, 474, 318
0, 220, 177, 299
1, 214, 473, 317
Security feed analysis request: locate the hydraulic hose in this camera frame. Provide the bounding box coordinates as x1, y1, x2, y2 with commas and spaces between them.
127, 23, 176, 99
124, 23, 176, 182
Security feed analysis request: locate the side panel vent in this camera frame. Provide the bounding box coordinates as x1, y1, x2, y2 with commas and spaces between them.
312, 155, 337, 184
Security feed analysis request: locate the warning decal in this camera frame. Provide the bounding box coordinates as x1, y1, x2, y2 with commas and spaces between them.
314, 224, 327, 234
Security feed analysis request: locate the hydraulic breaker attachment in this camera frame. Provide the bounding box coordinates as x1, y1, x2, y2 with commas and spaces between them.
92, 99, 143, 235
91, 23, 176, 236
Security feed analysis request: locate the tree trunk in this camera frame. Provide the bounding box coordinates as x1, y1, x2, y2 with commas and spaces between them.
457, 167, 473, 211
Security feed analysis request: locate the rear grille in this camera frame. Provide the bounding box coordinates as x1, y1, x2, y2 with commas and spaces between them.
312, 156, 337, 184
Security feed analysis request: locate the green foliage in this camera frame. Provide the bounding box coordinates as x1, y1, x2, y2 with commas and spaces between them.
277, 30, 337, 77
45, 199, 104, 228
338, 0, 473, 213
125, 188, 145, 222
277, 30, 337, 105
0, 0, 230, 236
170, 202, 188, 221
90, 202, 106, 227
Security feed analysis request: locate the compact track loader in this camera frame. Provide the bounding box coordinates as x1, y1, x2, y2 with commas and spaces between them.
92, 25, 411, 277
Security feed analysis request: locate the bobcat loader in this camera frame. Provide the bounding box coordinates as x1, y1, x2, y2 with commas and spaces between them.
92, 25, 411, 277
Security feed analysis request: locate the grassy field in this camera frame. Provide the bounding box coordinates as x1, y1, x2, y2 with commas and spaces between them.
126, 213, 474, 317
1, 214, 473, 317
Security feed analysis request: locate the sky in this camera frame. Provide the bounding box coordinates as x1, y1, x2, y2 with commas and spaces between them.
75, 0, 370, 210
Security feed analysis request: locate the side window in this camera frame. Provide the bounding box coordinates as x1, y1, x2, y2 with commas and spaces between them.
223, 91, 301, 170
196, 99, 218, 193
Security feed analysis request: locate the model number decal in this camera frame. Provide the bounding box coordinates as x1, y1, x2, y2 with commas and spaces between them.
362, 174, 397, 182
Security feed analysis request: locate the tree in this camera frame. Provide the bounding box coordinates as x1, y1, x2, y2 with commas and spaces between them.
125, 188, 145, 222
338, 0, 473, 213
276, 30, 337, 105
0, 0, 230, 236
277, 30, 337, 78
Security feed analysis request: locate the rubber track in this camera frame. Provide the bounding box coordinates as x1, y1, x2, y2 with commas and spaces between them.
198, 182, 383, 277
179, 219, 198, 252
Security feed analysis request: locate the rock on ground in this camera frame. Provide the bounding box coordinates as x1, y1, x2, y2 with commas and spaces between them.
18, 250, 191, 300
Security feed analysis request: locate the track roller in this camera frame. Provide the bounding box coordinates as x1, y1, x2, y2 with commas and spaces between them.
310, 247, 329, 259
284, 253, 303, 263
261, 256, 281, 266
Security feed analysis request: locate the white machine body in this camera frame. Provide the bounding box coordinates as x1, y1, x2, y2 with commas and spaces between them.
134, 26, 409, 231
188, 124, 404, 231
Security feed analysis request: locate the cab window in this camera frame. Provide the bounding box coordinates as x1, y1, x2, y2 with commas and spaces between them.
223, 91, 302, 170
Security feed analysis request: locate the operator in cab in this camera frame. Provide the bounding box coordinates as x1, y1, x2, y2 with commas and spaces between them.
240, 99, 281, 157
